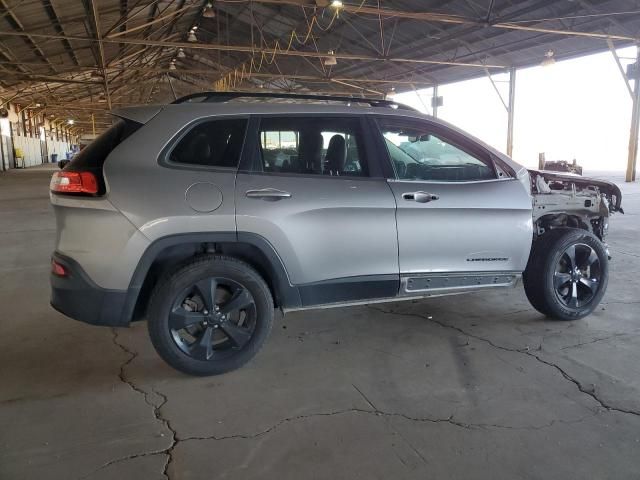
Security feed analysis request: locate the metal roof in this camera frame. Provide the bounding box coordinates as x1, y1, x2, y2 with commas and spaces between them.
0, 0, 638, 133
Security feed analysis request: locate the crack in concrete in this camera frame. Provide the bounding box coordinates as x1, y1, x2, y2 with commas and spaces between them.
611, 249, 640, 259
601, 300, 640, 306
80, 330, 178, 480
366, 305, 640, 419
176, 407, 596, 447
560, 331, 640, 350
80, 305, 638, 478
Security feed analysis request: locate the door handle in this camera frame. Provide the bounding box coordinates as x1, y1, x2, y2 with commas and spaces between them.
402, 191, 439, 203
245, 188, 292, 201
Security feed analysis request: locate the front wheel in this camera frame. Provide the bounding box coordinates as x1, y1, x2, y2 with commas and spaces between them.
147, 255, 274, 376
523, 228, 608, 321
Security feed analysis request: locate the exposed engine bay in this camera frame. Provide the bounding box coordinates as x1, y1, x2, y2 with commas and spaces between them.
529, 170, 624, 242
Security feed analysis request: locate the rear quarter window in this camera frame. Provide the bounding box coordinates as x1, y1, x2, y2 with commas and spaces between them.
67, 119, 141, 171
168, 119, 248, 168
65, 118, 142, 195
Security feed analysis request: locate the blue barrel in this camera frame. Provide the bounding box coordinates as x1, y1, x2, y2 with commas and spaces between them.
51, 153, 58, 163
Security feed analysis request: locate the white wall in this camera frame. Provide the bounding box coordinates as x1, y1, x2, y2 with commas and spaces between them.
12, 136, 42, 167
12, 135, 70, 167
46, 138, 71, 161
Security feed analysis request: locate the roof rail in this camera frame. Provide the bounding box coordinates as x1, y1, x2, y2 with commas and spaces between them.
171, 91, 417, 111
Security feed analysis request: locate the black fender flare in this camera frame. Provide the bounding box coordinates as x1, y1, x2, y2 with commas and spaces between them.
120, 232, 301, 324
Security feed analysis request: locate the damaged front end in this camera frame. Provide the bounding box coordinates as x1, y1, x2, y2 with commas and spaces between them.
528, 170, 624, 245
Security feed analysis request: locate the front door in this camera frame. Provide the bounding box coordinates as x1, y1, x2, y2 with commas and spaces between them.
236, 115, 399, 306
375, 117, 533, 295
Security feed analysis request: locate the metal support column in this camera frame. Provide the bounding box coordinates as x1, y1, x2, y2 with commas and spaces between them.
626, 47, 640, 182
432, 84, 439, 118
167, 74, 177, 101
506, 67, 516, 157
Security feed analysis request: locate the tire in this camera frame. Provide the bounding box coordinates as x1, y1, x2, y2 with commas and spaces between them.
147, 255, 274, 376
523, 228, 608, 321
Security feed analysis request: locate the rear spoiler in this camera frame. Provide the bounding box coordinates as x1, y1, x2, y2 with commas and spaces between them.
110, 106, 163, 124
529, 169, 624, 214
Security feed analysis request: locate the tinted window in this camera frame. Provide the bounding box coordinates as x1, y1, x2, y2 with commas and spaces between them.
379, 120, 496, 182
170, 119, 247, 168
68, 119, 140, 171
256, 117, 368, 177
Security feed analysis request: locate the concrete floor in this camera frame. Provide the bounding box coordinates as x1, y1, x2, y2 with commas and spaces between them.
1, 164, 639, 480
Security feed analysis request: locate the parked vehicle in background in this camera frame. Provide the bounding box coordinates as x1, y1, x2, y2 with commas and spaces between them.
544, 159, 583, 175
49, 92, 623, 376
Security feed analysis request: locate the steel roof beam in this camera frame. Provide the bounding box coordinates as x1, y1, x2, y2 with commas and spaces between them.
0, 0, 56, 73
85, 0, 112, 109
0, 30, 508, 69
42, 0, 80, 66
226, 0, 637, 42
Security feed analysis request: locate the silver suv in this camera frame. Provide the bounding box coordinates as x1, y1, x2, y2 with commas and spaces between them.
49, 92, 624, 376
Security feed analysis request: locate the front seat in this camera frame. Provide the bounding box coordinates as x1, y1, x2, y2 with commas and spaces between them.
325, 134, 346, 176
299, 131, 324, 174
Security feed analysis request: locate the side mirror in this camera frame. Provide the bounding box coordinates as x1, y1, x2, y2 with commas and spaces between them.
57, 159, 70, 170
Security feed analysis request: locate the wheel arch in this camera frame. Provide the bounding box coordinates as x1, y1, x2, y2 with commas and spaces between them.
534, 213, 599, 240
123, 232, 301, 324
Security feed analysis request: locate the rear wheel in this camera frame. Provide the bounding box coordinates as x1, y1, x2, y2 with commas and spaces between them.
523, 228, 608, 321
147, 255, 274, 376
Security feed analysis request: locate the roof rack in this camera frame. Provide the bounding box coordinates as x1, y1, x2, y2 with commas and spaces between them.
172, 91, 417, 111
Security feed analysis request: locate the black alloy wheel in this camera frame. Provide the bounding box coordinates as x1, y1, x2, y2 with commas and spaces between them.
553, 243, 602, 309
169, 277, 257, 360
148, 255, 274, 376
523, 227, 609, 321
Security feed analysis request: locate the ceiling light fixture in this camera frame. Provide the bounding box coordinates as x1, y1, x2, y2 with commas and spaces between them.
324, 50, 337, 66
67, 119, 74, 125
202, 2, 216, 18
541, 49, 556, 67
331, 0, 343, 8
177, 48, 186, 59
187, 31, 198, 42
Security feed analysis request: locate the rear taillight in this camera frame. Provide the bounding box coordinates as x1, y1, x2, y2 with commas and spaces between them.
50, 171, 98, 195
51, 259, 67, 277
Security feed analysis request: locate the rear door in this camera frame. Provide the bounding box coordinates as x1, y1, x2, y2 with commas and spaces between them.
374, 116, 532, 295
235, 115, 399, 306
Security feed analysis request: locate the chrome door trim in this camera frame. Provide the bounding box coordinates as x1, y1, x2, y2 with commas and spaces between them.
386, 177, 517, 185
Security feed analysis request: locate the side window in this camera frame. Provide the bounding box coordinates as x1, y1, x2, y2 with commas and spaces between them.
256, 117, 368, 177
169, 118, 247, 168
378, 120, 496, 182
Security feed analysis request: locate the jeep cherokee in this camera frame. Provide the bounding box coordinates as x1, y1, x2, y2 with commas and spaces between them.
49, 92, 623, 376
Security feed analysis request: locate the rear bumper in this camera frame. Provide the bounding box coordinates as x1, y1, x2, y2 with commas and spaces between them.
50, 252, 129, 327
